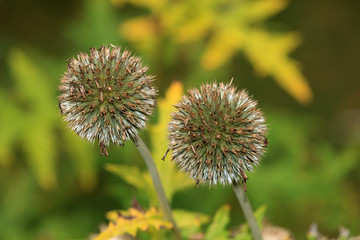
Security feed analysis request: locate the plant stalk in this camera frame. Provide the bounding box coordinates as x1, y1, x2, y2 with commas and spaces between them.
134, 135, 181, 240
233, 184, 263, 240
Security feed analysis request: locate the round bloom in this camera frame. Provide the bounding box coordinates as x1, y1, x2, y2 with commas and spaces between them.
168, 81, 267, 186
59, 45, 157, 156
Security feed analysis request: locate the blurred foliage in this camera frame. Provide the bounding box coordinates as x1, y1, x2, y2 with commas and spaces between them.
0, 0, 360, 239
64, 0, 121, 50
248, 112, 360, 233
6, 48, 58, 189
113, 0, 312, 104
3, 47, 97, 191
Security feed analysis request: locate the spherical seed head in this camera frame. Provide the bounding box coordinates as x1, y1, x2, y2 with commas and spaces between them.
59, 45, 157, 151
168, 82, 267, 186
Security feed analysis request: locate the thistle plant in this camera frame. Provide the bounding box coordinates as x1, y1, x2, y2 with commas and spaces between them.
58, 45, 180, 240
58, 45, 157, 156
168, 81, 267, 187
167, 80, 267, 240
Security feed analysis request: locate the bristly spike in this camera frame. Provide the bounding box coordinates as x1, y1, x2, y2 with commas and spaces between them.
167, 80, 267, 187
162, 148, 170, 161
58, 45, 157, 156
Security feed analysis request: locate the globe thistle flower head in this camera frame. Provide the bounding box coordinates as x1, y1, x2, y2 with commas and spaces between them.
168, 81, 267, 187
59, 45, 157, 156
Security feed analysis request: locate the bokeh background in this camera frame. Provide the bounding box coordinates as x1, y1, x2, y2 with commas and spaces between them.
0, 0, 359, 239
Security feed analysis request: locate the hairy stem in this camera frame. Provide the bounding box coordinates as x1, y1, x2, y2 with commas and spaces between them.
233, 184, 262, 240
134, 135, 181, 240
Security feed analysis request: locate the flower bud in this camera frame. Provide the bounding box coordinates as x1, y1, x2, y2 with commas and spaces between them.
168, 81, 267, 185
59, 45, 157, 155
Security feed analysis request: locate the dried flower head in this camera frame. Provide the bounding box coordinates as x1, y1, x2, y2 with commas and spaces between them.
59, 45, 157, 156
168, 81, 267, 187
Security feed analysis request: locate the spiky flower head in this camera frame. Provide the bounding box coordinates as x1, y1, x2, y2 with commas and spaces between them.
168, 81, 267, 187
59, 45, 157, 156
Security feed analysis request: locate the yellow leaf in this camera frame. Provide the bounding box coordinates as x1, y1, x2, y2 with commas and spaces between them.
163, 81, 183, 106
174, 11, 215, 43
244, 30, 313, 104
273, 58, 313, 105
106, 83, 192, 204
201, 28, 243, 70
120, 17, 157, 42
110, 0, 125, 7
119, 0, 313, 104
96, 206, 173, 239
112, 0, 167, 10
236, 0, 288, 22
149, 81, 194, 200
159, 2, 187, 31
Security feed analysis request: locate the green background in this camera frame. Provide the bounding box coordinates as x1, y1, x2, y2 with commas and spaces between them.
0, 0, 359, 239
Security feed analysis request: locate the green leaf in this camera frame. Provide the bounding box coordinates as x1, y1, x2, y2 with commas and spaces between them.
0, 91, 21, 166
254, 205, 267, 230
105, 163, 157, 202
63, 130, 97, 191
205, 205, 231, 240
7, 48, 58, 190
233, 206, 266, 240
173, 209, 210, 238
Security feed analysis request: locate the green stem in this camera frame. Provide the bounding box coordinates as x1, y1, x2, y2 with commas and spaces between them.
233, 184, 262, 240
134, 135, 181, 240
